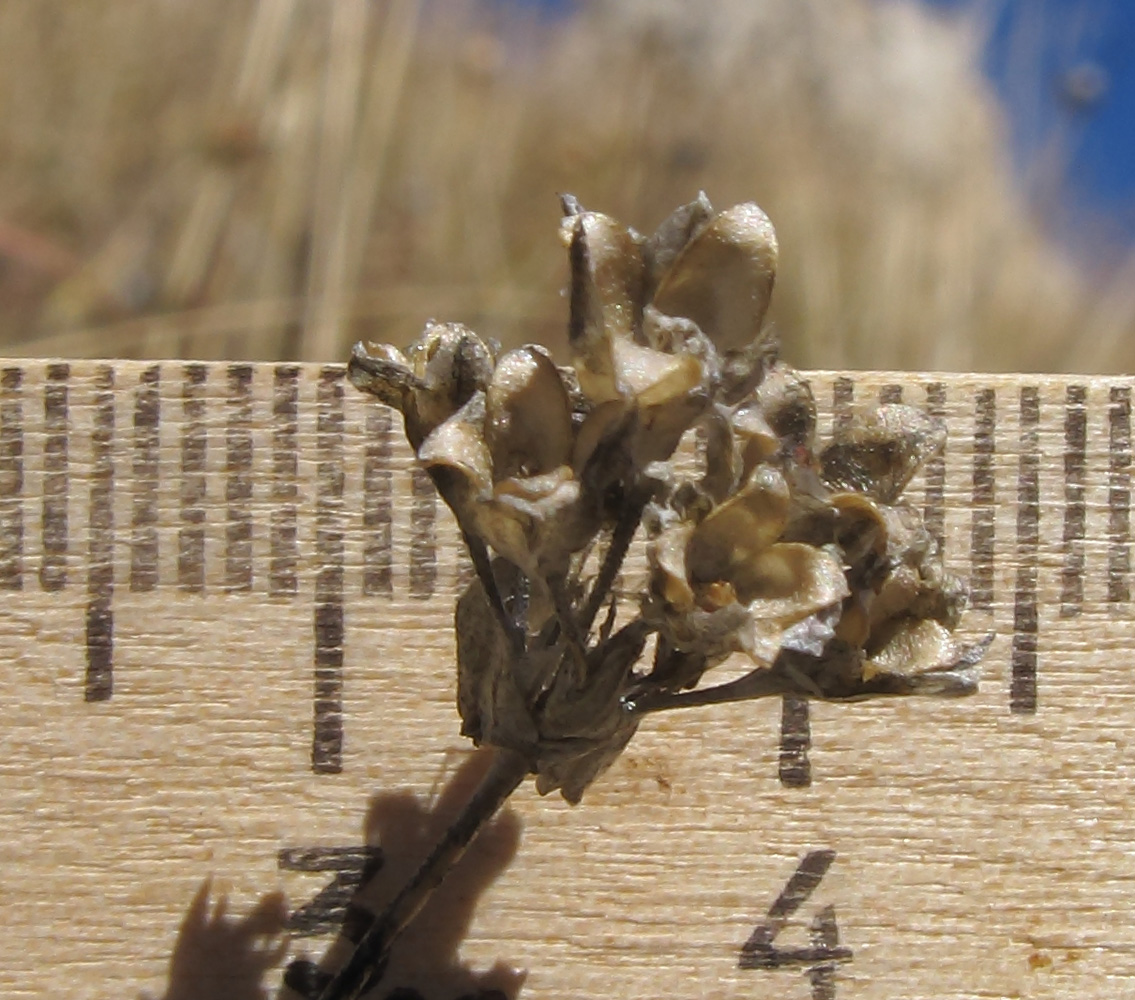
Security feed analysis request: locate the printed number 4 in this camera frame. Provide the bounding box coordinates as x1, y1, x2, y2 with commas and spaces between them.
740, 849, 852, 998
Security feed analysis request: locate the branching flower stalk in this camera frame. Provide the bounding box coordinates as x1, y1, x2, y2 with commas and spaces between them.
312, 194, 990, 1000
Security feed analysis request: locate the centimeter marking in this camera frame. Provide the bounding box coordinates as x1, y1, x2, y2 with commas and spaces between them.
0, 361, 1132, 778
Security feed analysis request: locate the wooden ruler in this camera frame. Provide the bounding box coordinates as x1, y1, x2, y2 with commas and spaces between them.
0, 359, 1131, 1000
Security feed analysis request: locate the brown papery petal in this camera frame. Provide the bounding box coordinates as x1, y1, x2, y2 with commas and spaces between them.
867, 564, 922, 634
829, 491, 889, 559
564, 208, 645, 402
362, 341, 409, 369
700, 407, 737, 503
862, 618, 955, 680
486, 348, 573, 480
480, 474, 584, 574
642, 191, 715, 296
737, 543, 849, 617
648, 525, 696, 610
417, 413, 493, 499
348, 340, 415, 411
567, 211, 645, 341
407, 321, 493, 391
652, 203, 778, 353
754, 363, 817, 452
731, 403, 780, 479
686, 465, 790, 584
634, 388, 709, 465
571, 398, 628, 475
829, 491, 884, 519
402, 323, 495, 447
492, 465, 575, 502
612, 337, 703, 406
821, 404, 946, 503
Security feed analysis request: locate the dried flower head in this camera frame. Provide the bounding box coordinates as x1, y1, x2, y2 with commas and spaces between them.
350, 192, 986, 799
316, 194, 990, 1000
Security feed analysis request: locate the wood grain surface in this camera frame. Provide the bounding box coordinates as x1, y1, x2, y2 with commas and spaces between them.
0, 359, 1131, 1000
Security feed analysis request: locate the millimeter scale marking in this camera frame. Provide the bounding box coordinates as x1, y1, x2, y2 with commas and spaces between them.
1, 359, 1134, 1000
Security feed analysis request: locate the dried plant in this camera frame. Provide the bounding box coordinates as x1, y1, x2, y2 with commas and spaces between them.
298, 196, 990, 1000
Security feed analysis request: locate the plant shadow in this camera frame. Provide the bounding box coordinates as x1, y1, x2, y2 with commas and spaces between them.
347, 748, 527, 999
144, 879, 290, 1000
149, 748, 526, 1000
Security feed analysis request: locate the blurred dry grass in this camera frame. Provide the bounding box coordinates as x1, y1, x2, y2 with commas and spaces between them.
0, 0, 1131, 372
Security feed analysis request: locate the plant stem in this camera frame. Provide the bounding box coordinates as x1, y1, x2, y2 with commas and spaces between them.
316, 747, 531, 1000
626, 666, 791, 715
579, 486, 647, 635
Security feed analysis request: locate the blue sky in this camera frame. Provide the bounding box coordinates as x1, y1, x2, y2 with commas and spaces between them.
925, 0, 1135, 256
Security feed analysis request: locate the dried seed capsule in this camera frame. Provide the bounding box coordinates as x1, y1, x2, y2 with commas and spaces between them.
652, 202, 779, 353
820, 403, 945, 503
485, 347, 573, 479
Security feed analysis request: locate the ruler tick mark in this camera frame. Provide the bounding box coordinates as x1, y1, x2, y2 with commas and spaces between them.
362, 406, 393, 597
0, 367, 23, 591
1061, 385, 1087, 618
776, 377, 857, 786
778, 696, 812, 788
833, 376, 854, 433
85, 366, 115, 702
924, 383, 946, 553
1011, 386, 1040, 714
878, 383, 902, 405
456, 543, 475, 592
40, 363, 69, 592
409, 467, 437, 601
313, 367, 345, 774
270, 366, 300, 598
130, 365, 160, 592
776, 378, 860, 784
1109, 386, 1131, 607
179, 364, 207, 594
225, 364, 253, 592
970, 388, 996, 612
